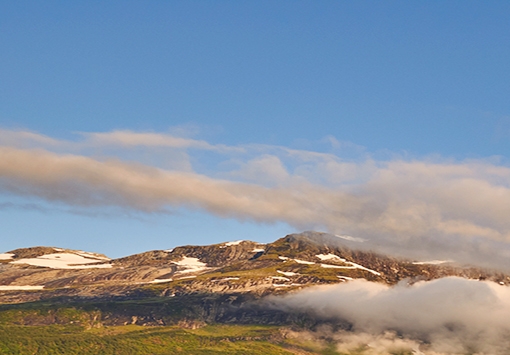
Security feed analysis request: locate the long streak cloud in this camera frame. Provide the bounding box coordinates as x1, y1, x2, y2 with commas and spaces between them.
1, 129, 510, 269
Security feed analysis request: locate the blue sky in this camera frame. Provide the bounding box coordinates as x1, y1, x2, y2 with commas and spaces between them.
1, 1, 510, 265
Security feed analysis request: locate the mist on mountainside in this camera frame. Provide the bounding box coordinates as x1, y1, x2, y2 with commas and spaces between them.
267, 277, 510, 354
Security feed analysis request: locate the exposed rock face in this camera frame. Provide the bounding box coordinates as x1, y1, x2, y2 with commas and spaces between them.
1, 232, 509, 305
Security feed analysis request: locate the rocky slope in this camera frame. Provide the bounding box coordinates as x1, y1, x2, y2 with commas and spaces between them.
1, 231, 508, 305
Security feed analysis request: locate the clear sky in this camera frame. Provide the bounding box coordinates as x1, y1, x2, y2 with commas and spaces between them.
1, 1, 510, 267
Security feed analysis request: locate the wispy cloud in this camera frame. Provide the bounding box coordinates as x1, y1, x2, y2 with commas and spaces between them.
0, 129, 60, 148
1, 128, 510, 269
80, 130, 243, 153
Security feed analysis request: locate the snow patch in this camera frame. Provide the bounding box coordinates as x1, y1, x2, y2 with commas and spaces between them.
321, 257, 381, 276
75, 251, 110, 261
272, 276, 291, 282
222, 277, 240, 281
150, 278, 173, 284
173, 256, 208, 273
0, 285, 44, 291
321, 264, 345, 269
277, 270, 298, 277
0, 253, 14, 260
220, 240, 245, 248
149, 279, 173, 284
272, 283, 303, 288
279, 256, 315, 265
251, 248, 265, 253
316, 253, 342, 261
294, 259, 315, 265
412, 260, 451, 265
349, 262, 380, 275
10, 253, 112, 269
225, 240, 244, 246
316, 254, 380, 276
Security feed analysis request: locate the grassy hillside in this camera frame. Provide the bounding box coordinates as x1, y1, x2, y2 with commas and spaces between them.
0, 323, 356, 355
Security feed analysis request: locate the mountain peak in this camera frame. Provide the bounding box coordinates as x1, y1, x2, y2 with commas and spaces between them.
1, 246, 111, 271
6, 246, 109, 260
1, 232, 509, 304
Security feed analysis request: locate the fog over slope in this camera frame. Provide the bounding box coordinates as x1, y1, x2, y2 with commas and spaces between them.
2, 129, 510, 270
268, 277, 510, 354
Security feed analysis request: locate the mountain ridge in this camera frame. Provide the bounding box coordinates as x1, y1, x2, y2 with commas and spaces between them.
2, 231, 510, 355
1, 231, 509, 306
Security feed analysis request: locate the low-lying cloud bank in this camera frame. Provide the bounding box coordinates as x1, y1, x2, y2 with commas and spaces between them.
267, 278, 510, 354
1, 128, 510, 269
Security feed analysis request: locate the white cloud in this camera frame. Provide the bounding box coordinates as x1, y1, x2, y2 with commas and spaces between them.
227, 154, 290, 185
2, 129, 510, 270
0, 129, 60, 148
267, 278, 510, 354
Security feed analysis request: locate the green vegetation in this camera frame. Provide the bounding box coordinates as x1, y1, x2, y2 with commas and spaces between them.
0, 236, 427, 354
0, 323, 351, 355
0, 302, 427, 355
